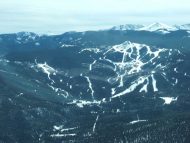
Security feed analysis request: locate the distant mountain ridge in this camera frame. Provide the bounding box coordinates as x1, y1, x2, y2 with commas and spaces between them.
0, 23, 190, 142
111, 24, 144, 31
110, 22, 190, 34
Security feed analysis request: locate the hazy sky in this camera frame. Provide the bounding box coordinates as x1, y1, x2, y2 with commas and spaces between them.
0, 0, 189, 34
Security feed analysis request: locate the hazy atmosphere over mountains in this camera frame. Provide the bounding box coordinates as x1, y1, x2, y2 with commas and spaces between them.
0, 0, 190, 34
0, 0, 190, 143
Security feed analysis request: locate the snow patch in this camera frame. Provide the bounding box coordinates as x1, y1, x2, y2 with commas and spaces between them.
68, 99, 104, 108
139, 22, 177, 33
36, 61, 56, 80
50, 133, 76, 137
112, 76, 148, 98
85, 76, 95, 99
160, 97, 178, 104
151, 74, 158, 92
61, 44, 74, 48
92, 115, 99, 133
129, 115, 147, 125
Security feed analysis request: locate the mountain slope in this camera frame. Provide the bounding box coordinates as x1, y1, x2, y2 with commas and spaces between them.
139, 22, 177, 33
0, 30, 190, 142
110, 23, 190, 34
110, 24, 144, 31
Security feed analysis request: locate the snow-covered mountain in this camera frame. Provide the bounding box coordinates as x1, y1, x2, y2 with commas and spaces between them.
175, 24, 190, 30
0, 29, 190, 143
138, 22, 178, 33
110, 22, 190, 34
111, 24, 144, 31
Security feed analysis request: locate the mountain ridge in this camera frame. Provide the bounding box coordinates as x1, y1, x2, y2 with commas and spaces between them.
110, 22, 190, 33
0, 25, 190, 143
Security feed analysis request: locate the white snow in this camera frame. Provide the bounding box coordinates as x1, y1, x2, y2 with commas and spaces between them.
60, 127, 77, 132
129, 119, 147, 124
53, 125, 64, 131
16, 93, 24, 97
118, 74, 125, 87
79, 48, 100, 53
103, 41, 168, 98
112, 76, 148, 98
139, 78, 149, 93
50, 133, 76, 137
48, 84, 69, 98
53, 125, 77, 132
85, 76, 95, 99
92, 115, 99, 133
89, 60, 97, 71
129, 115, 147, 124
116, 109, 121, 113
36, 61, 56, 80
111, 88, 116, 95
174, 68, 177, 72
60, 44, 74, 48
151, 74, 158, 92
139, 22, 177, 33
160, 97, 178, 104
177, 24, 190, 30
174, 79, 178, 85
111, 24, 144, 31
110, 23, 190, 33
68, 100, 102, 108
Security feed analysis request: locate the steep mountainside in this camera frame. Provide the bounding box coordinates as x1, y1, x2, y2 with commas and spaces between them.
0, 28, 190, 143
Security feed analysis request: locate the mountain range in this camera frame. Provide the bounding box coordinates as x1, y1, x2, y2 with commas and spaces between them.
110, 22, 190, 34
0, 23, 190, 143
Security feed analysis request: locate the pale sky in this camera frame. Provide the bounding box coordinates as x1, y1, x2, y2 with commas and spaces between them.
0, 0, 189, 34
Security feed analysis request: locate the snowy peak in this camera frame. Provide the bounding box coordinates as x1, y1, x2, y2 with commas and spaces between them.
110, 22, 185, 34
16, 32, 39, 42
95, 40, 186, 99
139, 22, 177, 33
111, 24, 144, 31
175, 24, 190, 30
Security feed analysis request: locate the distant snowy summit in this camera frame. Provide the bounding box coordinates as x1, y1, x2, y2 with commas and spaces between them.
175, 24, 190, 30
139, 22, 178, 34
139, 22, 177, 32
110, 22, 190, 34
111, 24, 144, 31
